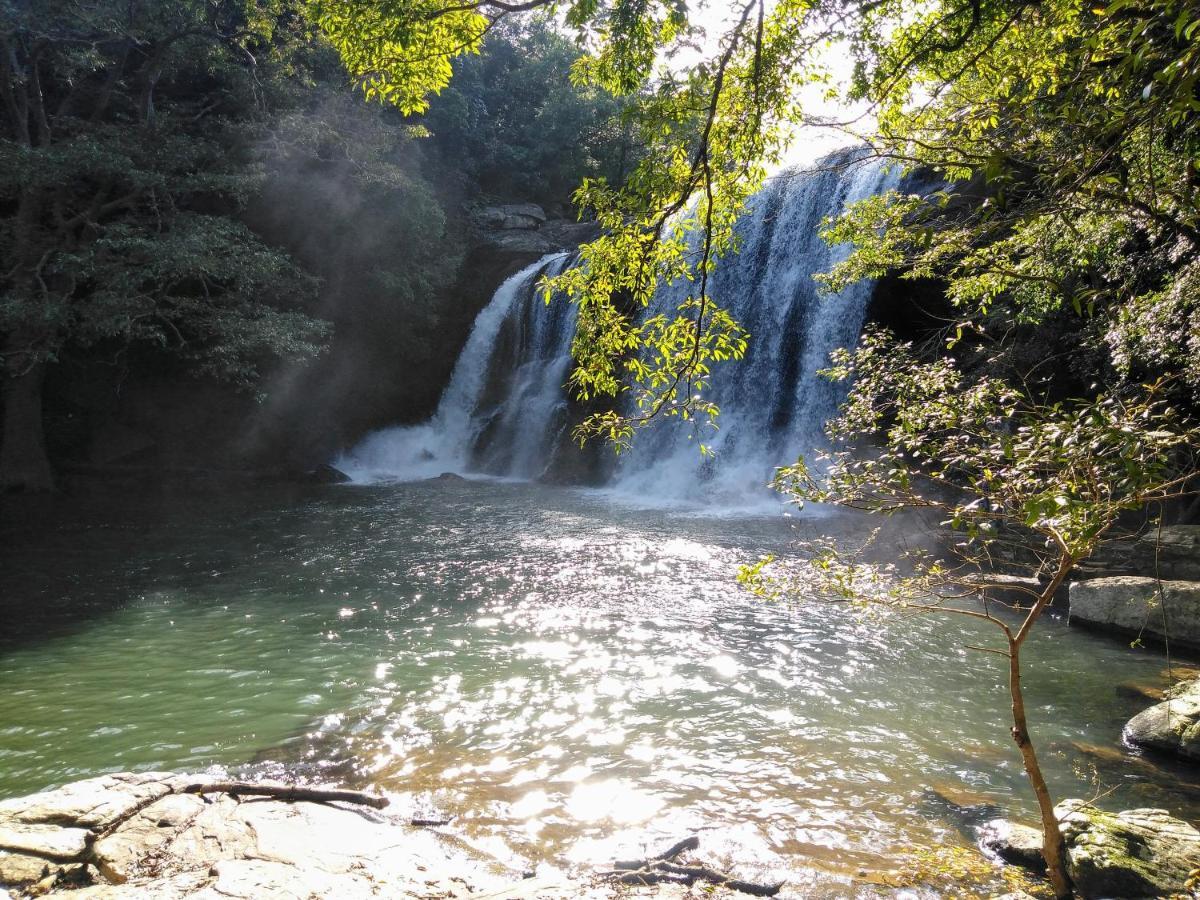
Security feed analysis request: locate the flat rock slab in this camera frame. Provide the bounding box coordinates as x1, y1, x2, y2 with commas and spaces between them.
1068, 577, 1200, 650
0, 773, 704, 899
0, 773, 179, 832
1125, 676, 1200, 761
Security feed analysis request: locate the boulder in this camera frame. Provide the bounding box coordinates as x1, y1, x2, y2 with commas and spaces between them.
1056, 799, 1200, 898
1125, 676, 1200, 760
304, 464, 351, 484
979, 819, 1045, 871
0, 849, 56, 888
981, 803, 1200, 897
1068, 577, 1200, 650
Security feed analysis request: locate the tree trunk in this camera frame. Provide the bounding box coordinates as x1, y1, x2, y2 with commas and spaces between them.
1008, 642, 1072, 898
0, 360, 54, 492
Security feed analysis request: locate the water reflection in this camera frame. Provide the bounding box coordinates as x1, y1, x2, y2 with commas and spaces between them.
0, 478, 1195, 896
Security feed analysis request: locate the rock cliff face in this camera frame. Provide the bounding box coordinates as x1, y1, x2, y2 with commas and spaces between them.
1066, 525, 1200, 650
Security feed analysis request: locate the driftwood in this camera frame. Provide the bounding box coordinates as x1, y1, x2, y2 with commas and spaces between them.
605, 835, 782, 897
181, 781, 389, 810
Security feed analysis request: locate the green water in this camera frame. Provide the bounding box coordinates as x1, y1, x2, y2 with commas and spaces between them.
0, 478, 1194, 893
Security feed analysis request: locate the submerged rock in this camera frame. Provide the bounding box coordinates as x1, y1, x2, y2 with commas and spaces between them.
1068, 577, 1200, 650
1055, 799, 1200, 898
1125, 675, 1200, 761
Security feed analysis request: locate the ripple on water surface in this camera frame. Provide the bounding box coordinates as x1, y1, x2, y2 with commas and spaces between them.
0, 479, 1196, 896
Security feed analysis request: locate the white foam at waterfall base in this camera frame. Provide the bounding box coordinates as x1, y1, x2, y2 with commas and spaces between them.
335, 253, 569, 482
338, 148, 899, 508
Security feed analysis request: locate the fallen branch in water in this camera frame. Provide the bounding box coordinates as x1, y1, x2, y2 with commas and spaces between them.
605, 835, 783, 897
181, 782, 389, 809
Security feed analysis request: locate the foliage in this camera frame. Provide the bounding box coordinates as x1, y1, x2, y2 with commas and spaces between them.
0, 0, 329, 385
740, 328, 1200, 898
784, 329, 1199, 558
307, 0, 490, 114
313, 0, 835, 447
422, 18, 634, 206
254, 88, 459, 375
821, 0, 1200, 395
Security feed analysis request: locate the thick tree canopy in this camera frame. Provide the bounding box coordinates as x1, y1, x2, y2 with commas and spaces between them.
0, 0, 633, 488
311, 0, 1200, 446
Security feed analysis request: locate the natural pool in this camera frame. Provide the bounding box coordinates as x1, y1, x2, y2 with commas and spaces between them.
1, 478, 1195, 895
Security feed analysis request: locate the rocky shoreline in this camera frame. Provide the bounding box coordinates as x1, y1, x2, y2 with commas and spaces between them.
0, 772, 625, 899
0, 773, 786, 899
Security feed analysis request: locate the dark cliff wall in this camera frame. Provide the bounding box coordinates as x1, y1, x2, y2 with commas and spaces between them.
39, 209, 597, 478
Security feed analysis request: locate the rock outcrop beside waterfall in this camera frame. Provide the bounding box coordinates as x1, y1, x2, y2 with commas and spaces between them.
1069, 578, 1200, 649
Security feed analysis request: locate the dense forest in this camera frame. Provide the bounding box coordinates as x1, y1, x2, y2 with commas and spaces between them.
3, 1, 1200, 899
0, 4, 631, 488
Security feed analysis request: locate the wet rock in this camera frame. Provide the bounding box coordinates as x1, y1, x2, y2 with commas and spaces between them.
979, 819, 1046, 871
923, 784, 1002, 833
1056, 799, 1200, 898
304, 464, 351, 484
1125, 675, 1200, 761
1068, 577, 1200, 650
1166, 665, 1200, 684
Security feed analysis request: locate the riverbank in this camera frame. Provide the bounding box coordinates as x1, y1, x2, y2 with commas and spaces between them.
0, 772, 698, 899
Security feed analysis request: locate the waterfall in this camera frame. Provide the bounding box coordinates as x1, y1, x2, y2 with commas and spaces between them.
339, 147, 899, 502
605, 148, 900, 505
336, 253, 572, 482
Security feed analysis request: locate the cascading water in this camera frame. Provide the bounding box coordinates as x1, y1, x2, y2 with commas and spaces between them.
336, 253, 572, 482
340, 147, 899, 501
606, 147, 900, 505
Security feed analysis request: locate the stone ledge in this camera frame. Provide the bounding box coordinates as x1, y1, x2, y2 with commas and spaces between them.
1068, 577, 1200, 650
